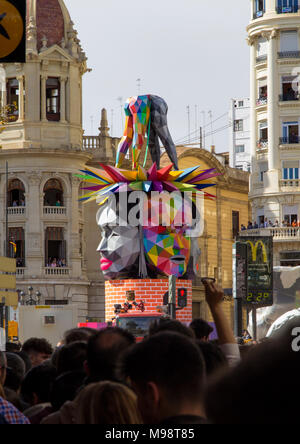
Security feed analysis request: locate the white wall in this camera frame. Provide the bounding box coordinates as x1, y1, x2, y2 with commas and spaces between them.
19, 304, 78, 347
229, 98, 251, 171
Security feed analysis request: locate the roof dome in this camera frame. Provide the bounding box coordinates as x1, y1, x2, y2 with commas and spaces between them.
26, 0, 70, 51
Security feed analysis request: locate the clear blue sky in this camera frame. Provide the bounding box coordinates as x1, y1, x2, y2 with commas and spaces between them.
64, 0, 250, 152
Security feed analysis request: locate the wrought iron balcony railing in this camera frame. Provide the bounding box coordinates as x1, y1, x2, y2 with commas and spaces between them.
279, 93, 299, 102
277, 6, 298, 14
256, 96, 268, 106
278, 51, 300, 58
280, 136, 300, 144
257, 139, 268, 149
256, 54, 267, 63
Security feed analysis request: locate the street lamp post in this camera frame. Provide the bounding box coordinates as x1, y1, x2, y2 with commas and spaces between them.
19, 287, 42, 306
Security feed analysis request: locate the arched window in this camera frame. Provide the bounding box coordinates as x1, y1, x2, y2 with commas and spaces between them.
44, 179, 64, 207
8, 179, 25, 207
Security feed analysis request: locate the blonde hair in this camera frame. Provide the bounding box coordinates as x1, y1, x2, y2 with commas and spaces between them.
75, 381, 142, 425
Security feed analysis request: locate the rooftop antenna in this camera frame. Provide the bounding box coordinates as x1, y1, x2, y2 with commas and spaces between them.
201, 110, 206, 148
208, 110, 214, 146
137, 78, 141, 95
187, 105, 191, 143
117, 97, 124, 133
195, 105, 198, 140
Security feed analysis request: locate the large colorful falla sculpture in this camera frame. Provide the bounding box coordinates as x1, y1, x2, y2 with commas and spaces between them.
78, 95, 220, 280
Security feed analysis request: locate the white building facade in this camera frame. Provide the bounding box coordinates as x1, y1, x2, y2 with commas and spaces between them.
229, 98, 251, 172
248, 0, 300, 267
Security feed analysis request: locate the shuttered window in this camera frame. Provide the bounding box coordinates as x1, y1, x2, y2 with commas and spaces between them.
280, 31, 298, 51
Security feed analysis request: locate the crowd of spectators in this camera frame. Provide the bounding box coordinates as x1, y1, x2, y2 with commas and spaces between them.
12, 199, 25, 208
46, 258, 67, 268
0, 280, 299, 425
241, 218, 300, 232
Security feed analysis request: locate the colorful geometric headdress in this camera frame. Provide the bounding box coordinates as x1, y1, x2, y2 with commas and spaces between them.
76, 163, 221, 204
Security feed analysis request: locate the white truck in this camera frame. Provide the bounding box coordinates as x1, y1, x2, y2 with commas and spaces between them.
18, 304, 78, 347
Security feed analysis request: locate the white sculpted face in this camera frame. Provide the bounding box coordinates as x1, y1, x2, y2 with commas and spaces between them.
96, 203, 140, 280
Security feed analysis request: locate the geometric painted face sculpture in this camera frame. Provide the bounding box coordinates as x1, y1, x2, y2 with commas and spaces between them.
78, 96, 220, 282
96, 201, 141, 280
143, 193, 193, 278
143, 225, 191, 277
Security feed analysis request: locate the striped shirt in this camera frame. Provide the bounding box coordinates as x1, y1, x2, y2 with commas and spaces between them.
0, 397, 30, 424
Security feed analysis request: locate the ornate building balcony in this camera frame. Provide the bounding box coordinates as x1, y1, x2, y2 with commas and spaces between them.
280, 179, 300, 189
7, 207, 26, 216
256, 97, 268, 107
16, 268, 26, 278
44, 267, 70, 277
279, 136, 300, 144
257, 139, 268, 150
277, 6, 298, 14
83, 136, 101, 150
240, 227, 300, 241
43, 206, 67, 216
256, 54, 267, 64
279, 93, 299, 102
278, 51, 300, 59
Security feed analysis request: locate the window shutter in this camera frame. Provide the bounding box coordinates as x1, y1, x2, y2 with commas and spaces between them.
295, 0, 298, 12
280, 31, 298, 52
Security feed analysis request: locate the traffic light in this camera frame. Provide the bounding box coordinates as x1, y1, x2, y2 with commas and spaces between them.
178, 288, 187, 309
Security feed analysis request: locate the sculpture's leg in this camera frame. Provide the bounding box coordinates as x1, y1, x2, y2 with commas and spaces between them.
148, 122, 161, 169
150, 95, 179, 170
152, 122, 179, 170
115, 100, 134, 168
129, 96, 151, 170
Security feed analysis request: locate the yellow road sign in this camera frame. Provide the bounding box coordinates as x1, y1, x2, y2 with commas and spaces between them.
8, 320, 18, 337
0, 274, 16, 290
0, 0, 24, 59
0, 291, 18, 306
0, 257, 16, 273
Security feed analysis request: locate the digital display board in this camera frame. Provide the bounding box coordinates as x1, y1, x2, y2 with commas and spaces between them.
237, 236, 273, 308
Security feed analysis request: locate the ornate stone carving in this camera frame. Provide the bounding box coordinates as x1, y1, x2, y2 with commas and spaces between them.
41, 36, 48, 51
28, 173, 42, 186
247, 36, 256, 46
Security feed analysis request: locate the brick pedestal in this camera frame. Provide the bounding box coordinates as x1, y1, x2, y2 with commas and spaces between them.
105, 279, 192, 323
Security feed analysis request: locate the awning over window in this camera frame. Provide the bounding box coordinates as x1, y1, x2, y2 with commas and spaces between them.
46, 227, 64, 241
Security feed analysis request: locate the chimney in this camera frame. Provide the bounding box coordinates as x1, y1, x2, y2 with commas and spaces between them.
211, 145, 215, 154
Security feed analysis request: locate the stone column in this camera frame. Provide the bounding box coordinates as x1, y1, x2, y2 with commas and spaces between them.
265, 29, 280, 194
26, 173, 43, 276
70, 176, 81, 278
267, 0, 276, 14
250, 0, 254, 18
41, 75, 47, 122
17, 76, 24, 121
249, 36, 258, 193
60, 76, 67, 123
267, 30, 279, 171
